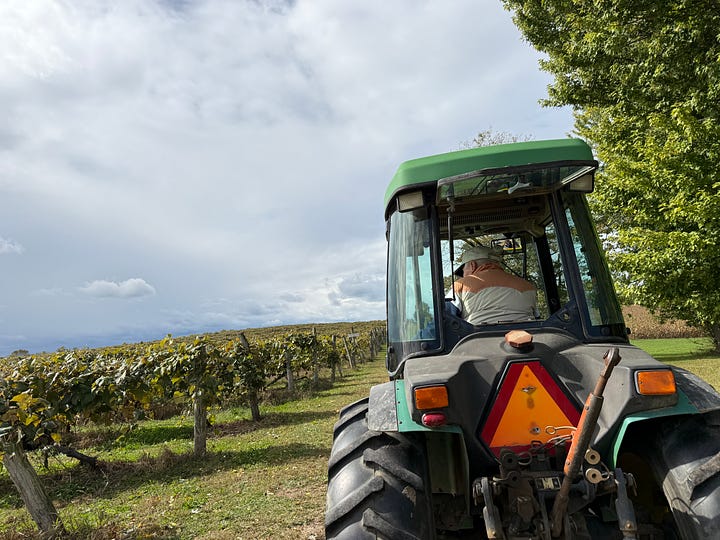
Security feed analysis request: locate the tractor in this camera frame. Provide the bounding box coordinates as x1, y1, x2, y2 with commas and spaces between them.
325, 139, 720, 539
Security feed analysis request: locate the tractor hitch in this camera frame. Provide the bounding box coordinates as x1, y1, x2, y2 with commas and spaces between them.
550, 347, 624, 537
474, 348, 639, 540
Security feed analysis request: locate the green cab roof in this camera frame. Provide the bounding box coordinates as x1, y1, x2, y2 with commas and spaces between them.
384, 138, 594, 215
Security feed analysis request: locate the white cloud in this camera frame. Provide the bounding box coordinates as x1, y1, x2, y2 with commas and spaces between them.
0, 1, 574, 355
334, 274, 385, 304
0, 236, 24, 254
79, 278, 156, 299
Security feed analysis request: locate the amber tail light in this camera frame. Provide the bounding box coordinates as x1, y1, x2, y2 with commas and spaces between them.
414, 385, 449, 410
635, 370, 676, 395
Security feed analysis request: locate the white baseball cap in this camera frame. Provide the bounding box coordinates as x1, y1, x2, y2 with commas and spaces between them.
455, 245, 502, 275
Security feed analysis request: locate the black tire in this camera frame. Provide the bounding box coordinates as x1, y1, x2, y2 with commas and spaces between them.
325, 398, 435, 539
647, 412, 720, 540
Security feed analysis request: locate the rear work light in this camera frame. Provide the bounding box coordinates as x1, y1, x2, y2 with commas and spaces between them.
415, 385, 449, 410
635, 370, 676, 395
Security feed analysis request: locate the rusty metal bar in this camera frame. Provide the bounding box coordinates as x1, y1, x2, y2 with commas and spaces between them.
550, 347, 622, 537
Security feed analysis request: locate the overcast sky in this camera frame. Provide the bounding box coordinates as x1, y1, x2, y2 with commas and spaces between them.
0, 0, 574, 356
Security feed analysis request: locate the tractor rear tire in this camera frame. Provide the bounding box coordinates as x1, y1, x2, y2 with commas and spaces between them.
325, 398, 435, 539
649, 412, 720, 540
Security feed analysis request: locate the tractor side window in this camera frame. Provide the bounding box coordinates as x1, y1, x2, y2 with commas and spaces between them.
563, 194, 624, 331
387, 207, 438, 348
544, 222, 570, 313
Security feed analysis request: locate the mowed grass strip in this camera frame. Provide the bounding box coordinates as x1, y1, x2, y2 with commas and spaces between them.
0, 356, 389, 540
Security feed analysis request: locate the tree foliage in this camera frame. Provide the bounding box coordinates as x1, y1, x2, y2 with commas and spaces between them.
460, 128, 533, 149
503, 0, 720, 348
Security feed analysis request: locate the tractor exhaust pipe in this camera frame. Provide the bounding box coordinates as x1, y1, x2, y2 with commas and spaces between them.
550, 347, 622, 537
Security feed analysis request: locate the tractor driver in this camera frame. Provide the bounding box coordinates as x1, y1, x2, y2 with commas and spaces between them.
452, 245, 537, 325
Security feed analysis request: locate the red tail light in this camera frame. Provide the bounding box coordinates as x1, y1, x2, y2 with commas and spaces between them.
422, 412, 447, 427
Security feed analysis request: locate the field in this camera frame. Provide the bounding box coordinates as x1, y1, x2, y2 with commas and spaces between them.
0, 354, 389, 539
622, 305, 706, 339
1, 330, 718, 539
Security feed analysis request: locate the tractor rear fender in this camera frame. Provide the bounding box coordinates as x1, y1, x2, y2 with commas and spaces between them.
367, 382, 399, 432
616, 404, 720, 539
610, 365, 720, 537
367, 380, 472, 522
610, 367, 720, 467
367, 380, 462, 436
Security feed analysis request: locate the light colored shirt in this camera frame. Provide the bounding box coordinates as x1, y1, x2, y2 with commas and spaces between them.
453, 263, 537, 325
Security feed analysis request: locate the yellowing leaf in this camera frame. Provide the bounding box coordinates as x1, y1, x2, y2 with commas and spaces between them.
10, 393, 31, 406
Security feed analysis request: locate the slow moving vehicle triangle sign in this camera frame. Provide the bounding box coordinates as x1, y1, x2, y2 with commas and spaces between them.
481, 361, 581, 456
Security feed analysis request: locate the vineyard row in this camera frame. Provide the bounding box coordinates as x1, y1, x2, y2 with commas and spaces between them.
0, 326, 386, 452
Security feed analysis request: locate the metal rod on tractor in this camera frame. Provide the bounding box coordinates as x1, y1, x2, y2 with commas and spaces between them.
550, 347, 622, 537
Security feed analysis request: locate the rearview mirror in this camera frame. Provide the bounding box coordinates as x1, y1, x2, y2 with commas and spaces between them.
492, 237, 524, 255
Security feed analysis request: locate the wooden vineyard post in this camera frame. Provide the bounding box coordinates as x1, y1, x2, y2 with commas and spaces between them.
332, 335, 343, 378
3, 440, 65, 536
284, 349, 295, 392
239, 332, 250, 350
342, 336, 355, 369
241, 332, 262, 422
193, 392, 207, 457
192, 344, 208, 458
350, 327, 362, 364
370, 327, 383, 359
312, 327, 319, 385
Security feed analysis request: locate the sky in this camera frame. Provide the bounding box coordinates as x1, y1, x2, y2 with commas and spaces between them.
0, 0, 575, 356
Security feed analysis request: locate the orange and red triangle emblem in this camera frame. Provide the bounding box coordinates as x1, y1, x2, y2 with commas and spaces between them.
481, 361, 580, 456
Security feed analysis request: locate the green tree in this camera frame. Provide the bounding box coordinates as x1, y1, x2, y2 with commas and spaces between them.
502, 0, 720, 349
460, 128, 533, 149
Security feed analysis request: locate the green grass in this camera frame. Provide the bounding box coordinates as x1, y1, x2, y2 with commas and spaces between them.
0, 358, 389, 540
633, 337, 720, 389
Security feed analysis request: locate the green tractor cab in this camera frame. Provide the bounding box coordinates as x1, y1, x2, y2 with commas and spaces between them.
326, 139, 720, 539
